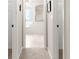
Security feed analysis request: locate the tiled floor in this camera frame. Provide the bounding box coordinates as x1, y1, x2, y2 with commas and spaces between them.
20, 35, 51, 59
8, 49, 63, 59
23, 34, 45, 48
8, 35, 63, 59
19, 48, 50, 59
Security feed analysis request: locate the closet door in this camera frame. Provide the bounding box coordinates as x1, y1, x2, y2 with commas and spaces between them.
12, 0, 23, 59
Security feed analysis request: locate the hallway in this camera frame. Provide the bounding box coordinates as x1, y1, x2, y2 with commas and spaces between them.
23, 34, 45, 48
19, 48, 50, 59
9, 0, 65, 59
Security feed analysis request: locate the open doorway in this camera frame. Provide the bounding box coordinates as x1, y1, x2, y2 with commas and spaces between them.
19, 0, 50, 59
22, 0, 46, 48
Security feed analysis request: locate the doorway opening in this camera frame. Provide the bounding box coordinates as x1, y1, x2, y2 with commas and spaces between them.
19, 0, 50, 59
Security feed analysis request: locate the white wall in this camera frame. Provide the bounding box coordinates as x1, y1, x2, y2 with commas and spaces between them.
47, 0, 64, 59
47, 0, 59, 59
56, 0, 64, 49
8, 0, 12, 49
12, 0, 23, 59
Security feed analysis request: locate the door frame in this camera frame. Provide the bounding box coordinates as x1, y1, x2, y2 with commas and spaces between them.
64, 0, 70, 59
22, 0, 48, 48
12, 0, 23, 59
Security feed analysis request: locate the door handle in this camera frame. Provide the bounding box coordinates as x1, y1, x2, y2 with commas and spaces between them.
47, 0, 51, 12
57, 25, 59, 28
19, 4, 21, 11
12, 25, 14, 27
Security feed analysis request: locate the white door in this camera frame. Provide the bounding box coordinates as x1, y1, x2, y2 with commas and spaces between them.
47, 0, 59, 59
12, 0, 23, 59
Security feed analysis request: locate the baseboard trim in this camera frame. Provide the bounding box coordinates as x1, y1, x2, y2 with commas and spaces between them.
8, 49, 12, 59
18, 47, 23, 59
8, 49, 12, 54
8, 49, 12, 50
59, 49, 63, 59
47, 49, 63, 59
48, 49, 52, 59
8, 48, 23, 59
